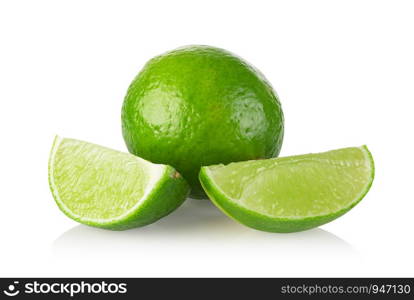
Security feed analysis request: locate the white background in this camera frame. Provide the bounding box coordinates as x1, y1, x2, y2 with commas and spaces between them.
0, 0, 413, 277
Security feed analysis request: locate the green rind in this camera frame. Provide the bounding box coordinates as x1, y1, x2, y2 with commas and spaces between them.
48, 136, 189, 230
199, 146, 375, 233
121, 45, 284, 199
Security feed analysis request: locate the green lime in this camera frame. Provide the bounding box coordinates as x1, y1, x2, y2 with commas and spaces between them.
48, 136, 189, 230
199, 146, 374, 233
122, 45, 284, 199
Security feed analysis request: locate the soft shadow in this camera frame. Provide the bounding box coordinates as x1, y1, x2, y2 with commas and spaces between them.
53, 199, 356, 258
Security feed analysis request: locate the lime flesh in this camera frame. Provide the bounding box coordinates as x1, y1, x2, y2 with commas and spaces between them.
48, 136, 189, 230
122, 45, 284, 199
199, 146, 374, 233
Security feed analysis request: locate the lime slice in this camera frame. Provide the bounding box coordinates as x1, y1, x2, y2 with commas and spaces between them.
199, 146, 374, 233
48, 136, 189, 230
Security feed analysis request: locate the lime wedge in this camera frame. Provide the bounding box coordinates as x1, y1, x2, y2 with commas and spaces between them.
48, 136, 189, 230
199, 146, 374, 233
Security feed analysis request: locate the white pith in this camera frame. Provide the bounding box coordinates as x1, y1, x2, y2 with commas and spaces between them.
49, 135, 167, 224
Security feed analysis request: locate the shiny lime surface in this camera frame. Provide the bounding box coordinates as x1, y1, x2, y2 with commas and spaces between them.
122, 45, 284, 198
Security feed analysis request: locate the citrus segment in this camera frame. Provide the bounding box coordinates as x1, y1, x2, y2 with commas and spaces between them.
49, 136, 189, 230
200, 146, 374, 232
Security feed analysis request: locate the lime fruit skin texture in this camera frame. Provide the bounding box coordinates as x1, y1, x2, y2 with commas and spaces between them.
122, 45, 284, 198
199, 146, 375, 233
48, 136, 189, 230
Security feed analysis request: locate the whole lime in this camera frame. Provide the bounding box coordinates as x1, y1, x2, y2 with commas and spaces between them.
122, 45, 284, 198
